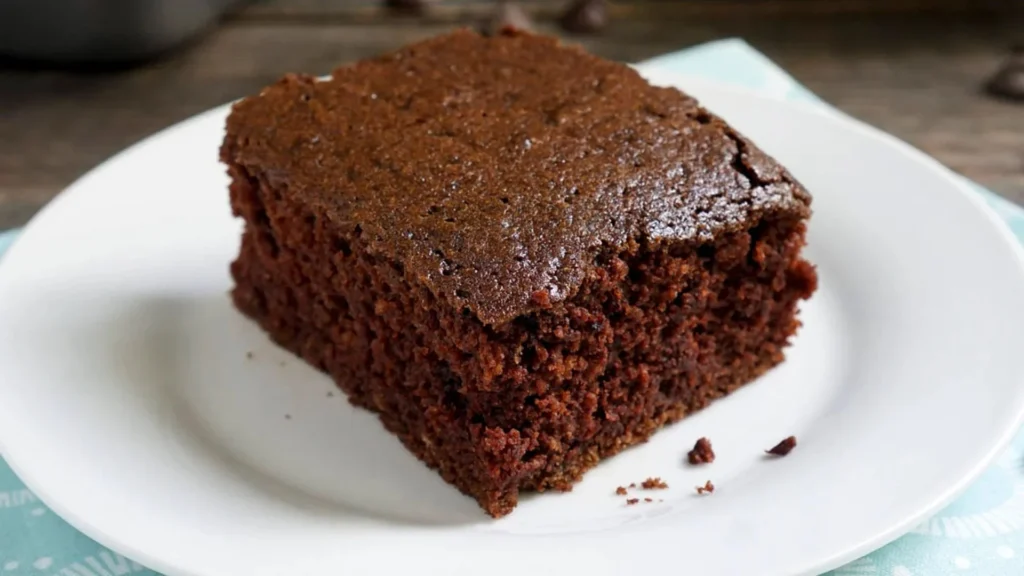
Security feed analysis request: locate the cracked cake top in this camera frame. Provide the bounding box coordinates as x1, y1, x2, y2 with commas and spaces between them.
222, 27, 811, 326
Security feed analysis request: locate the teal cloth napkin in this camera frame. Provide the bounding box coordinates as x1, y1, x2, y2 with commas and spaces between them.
3, 39, 1024, 576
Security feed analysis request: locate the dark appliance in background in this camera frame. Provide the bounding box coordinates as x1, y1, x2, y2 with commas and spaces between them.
0, 0, 243, 65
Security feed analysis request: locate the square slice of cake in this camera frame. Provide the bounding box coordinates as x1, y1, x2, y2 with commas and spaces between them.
221, 28, 817, 517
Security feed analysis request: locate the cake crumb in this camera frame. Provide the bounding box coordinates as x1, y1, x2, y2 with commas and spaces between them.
696, 480, 715, 495
615, 486, 628, 495
628, 482, 636, 488
641, 477, 668, 490
529, 289, 552, 307
643, 497, 652, 503
687, 437, 715, 464
626, 498, 639, 505
766, 435, 797, 456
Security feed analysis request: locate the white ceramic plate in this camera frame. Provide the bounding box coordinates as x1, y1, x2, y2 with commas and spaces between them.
2, 68, 1024, 576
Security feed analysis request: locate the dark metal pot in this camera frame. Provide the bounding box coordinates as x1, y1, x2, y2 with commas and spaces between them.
0, 0, 242, 64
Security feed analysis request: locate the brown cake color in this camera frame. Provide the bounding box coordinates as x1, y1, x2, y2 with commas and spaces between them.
221, 28, 817, 518
688, 436, 715, 464
766, 435, 798, 456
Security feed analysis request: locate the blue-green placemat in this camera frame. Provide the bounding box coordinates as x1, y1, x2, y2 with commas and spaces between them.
2, 39, 1024, 576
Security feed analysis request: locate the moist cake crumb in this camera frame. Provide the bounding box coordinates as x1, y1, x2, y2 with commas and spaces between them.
643, 497, 652, 503
629, 483, 637, 489
626, 498, 639, 505
688, 437, 715, 465
222, 28, 816, 518
766, 436, 797, 456
696, 480, 715, 495
641, 477, 668, 490
615, 486, 628, 495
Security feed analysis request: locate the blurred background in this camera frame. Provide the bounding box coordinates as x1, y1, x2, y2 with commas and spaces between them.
0, 0, 1021, 231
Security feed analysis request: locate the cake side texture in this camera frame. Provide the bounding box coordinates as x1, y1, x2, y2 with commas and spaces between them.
222, 28, 817, 517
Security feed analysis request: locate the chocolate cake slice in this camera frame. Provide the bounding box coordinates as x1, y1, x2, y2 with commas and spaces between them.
221, 28, 817, 518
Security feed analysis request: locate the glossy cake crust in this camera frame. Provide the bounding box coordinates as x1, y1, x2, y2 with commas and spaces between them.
222, 28, 817, 517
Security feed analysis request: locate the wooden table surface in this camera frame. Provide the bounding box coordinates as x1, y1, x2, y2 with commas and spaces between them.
0, 1, 1022, 230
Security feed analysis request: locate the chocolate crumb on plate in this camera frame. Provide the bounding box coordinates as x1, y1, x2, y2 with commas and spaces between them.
479, 2, 533, 36
559, 0, 608, 34
643, 497, 652, 503
766, 435, 797, 456
626, 498, 639, 505
641, 477, 668, 490
696, 480, 715, 495
688, 437, 715, 464
985, 45, 1024, 102
615, 486, 628, 496
628, 483, 636, 489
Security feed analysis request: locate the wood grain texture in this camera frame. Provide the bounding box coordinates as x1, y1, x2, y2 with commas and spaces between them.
0, 6, 1021, 229
239, 0, 1013, 20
